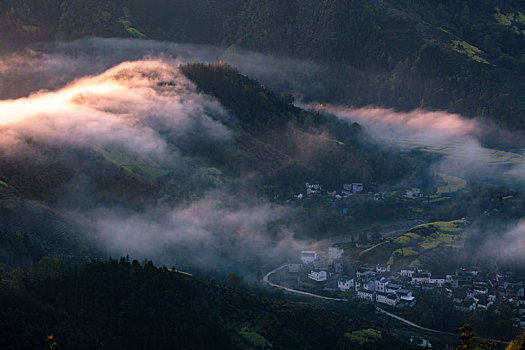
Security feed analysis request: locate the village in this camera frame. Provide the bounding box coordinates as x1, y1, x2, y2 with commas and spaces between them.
270, 246, 525, 330
258, 180, 525, 337
300, 181, 423, 201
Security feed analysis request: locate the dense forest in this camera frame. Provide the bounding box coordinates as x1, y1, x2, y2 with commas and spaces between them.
1, 0, 525, 130
0, 258, 414, 350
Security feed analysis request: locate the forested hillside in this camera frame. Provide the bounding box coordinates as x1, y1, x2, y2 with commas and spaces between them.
180, 63, 416, 190
0, 61, 420, 279
1, 0, 524, 129
0, 258, 413, 350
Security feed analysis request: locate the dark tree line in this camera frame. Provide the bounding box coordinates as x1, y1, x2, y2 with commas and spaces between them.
0, 257, 413, 349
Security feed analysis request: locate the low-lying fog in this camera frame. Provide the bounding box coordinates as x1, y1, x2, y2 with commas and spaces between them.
1, 38, 523, 272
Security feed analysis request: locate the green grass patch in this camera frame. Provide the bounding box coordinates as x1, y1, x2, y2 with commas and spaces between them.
392, 247, 418, 257
360, 220, 466, 266
95, 147, 169, 178
405, 232, 420, 239
445, 244, 464, 249
168, 268, 192, 277
420, 233, 454, 250
389, 247, 418, 265
0, 180, 8, 187
205, 168, 229, 188
126, 27, 148, 39
494, 8, 525, 36
22, 24, 39, 33
359, 243, 382, 258
239, 327, 271, 349
436, 173, 466, 194
410, 207, 424, 213
451, 40, 489, 64
394, 236, 411, 244
410, 220, 465, 234
408, 259, 421, 268
344, 329, 382, 346
428, 197, 451, 203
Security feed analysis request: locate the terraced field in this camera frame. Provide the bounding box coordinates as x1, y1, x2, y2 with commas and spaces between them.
95, 147, 170, 178
359, 220, 467, 269
436, 173, 466, 194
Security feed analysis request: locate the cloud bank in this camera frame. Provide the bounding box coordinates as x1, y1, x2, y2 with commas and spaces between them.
79, 194, 304, 272
0, 49, 308, 273
1, 38, 524, 274
0, 58, 231, 160
319, 104, 525, 187
480, 220, 525, 265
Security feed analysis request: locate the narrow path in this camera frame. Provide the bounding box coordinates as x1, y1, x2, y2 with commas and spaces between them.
374, 306, 456, 336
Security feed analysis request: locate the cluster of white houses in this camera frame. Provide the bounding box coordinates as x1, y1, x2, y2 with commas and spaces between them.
300, 182, 424, 202
303, 182, 364, 199
337, 268, 417, 308
293, 249, 525, 327
340, 266, 524, 316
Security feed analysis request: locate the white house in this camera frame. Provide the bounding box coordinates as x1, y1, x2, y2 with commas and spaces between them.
518, 298, 525, 315
357, 290, 375, 302
301, 251, 316, 264
356, 270, 376, 278
328, 247, 344, 259
400, 268, 416, 277
338, 278, 354, 291
376, 264, 391, 273
411, 273, 431, 284
375, 291, 389, 304
362, 279, 376, 291
476, 295, 493, 310
405, 187, 422, 199
306, 182, 322, 196
355, 279, 362, 290
385, 283, 402, 294
456, 297, 476, 312
473, 282, 489, 295
399, 295, 417, 308
375, 277, 388, 293
308, 270, 327, 282
376, 292, 399, 307
396, 289, 413, 298
429, 275, 446, 286
396, 289, 416, 308
352, 183, 364, 193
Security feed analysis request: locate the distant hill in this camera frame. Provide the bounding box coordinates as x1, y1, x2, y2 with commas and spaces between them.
180, 63, 413, 189
1, 0, 525, 129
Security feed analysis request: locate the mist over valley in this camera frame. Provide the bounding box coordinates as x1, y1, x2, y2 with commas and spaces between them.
1, 2, 525, 348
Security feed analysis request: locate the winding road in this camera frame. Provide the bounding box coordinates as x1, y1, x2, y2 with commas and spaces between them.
264, 265, 510, 345
263, 264, 347, 301
263, 265, 457, 337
